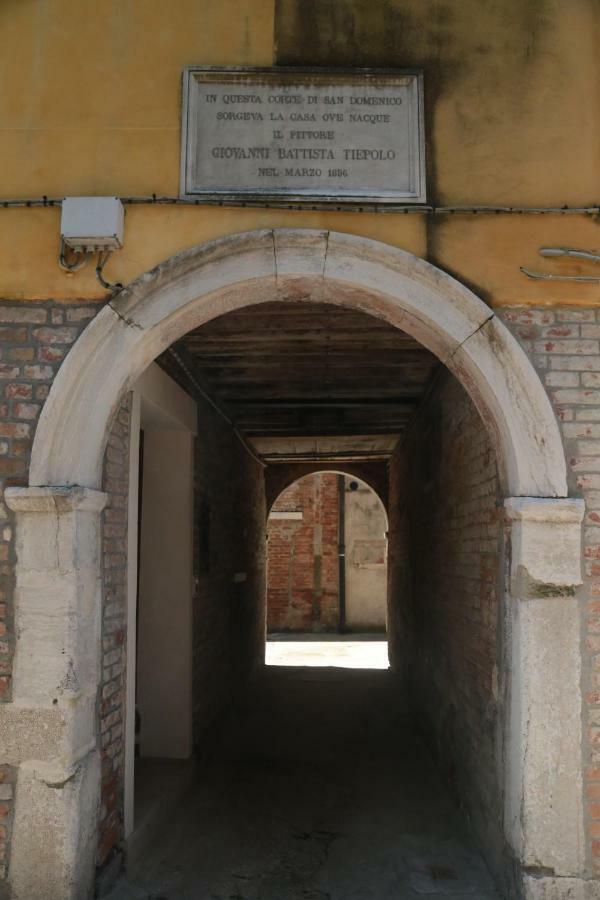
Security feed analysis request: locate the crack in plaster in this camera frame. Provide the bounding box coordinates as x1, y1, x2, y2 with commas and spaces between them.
446, 311, 496, 367
322, 230, 330, 279
271, 229, 278, 285
44, 770, 78, 790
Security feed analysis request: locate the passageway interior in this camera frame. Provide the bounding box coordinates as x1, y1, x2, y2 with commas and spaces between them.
109, 299, 505, 899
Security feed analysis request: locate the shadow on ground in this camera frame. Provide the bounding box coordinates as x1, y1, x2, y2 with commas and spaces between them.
105, 667, 502, 900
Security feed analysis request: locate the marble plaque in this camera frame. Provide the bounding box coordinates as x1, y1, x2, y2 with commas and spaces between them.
180, 68, 425, 206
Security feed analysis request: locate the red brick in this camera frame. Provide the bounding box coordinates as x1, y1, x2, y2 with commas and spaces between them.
0, 365, 20, 380
13, 402, 40, 420
0, 459, 26, 476
0, 327, 27, 343
0, 307, 45, 324
5, 383, 32, 400
38, 345, 65, 363
0, 423, 29, 439
31, 326, 78, 345
6, 348, 34, 362
23, 364, 53, 380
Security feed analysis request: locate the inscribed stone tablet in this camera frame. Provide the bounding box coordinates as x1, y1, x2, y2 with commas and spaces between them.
180, 68, 425, 206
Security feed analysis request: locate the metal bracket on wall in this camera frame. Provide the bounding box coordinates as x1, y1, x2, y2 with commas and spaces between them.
521, 247, 600, 283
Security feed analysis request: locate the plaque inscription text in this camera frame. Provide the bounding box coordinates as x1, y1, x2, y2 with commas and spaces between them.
181, 68, 425, 206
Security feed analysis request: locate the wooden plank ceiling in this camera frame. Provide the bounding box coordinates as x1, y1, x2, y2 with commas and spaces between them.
159, 301, 440, 462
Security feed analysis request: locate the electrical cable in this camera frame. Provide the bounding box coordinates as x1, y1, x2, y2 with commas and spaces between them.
95, 251, 124, 293
58, 238, 91, 273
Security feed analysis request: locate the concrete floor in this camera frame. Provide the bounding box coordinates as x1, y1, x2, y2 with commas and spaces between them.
266, 633, 389, 669
107, 667, 502, 900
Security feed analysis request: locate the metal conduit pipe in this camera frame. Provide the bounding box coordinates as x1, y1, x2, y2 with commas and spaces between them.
0, 195, 599, 215
337, 474, 346, 634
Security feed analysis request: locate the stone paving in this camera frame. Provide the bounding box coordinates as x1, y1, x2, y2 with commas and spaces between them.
106, 667, 502, 900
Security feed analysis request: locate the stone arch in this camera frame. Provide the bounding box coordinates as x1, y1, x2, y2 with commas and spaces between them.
6, 229, 585, 900
266, 463, 389, 516
267, 470, 389, 635
29, 228, 567, 498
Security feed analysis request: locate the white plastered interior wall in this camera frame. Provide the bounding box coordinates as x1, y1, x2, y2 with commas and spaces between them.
124, 363, 197, 838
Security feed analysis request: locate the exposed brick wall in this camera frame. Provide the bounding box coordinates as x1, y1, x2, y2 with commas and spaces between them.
97, 394, 131, 869
389, 370, 503, 871
1, 299, 600, 890
0, 301, 100, 713
192, 389, 266, 751
0, 766, 15, 887
499, 307, 600, 878
267, 473, 340, 632
0, 300, 103, 889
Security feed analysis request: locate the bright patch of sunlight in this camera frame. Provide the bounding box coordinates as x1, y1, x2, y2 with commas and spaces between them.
266, 635, 389, 669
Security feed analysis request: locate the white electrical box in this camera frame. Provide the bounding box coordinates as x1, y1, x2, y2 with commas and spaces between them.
61, 197, 124, 252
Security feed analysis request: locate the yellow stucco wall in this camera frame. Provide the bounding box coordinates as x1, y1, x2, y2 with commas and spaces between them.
1, 0, 599, 304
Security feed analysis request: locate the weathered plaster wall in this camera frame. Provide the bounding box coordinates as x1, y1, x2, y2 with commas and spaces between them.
344, 477, 387, 630
0, 0, 598, 304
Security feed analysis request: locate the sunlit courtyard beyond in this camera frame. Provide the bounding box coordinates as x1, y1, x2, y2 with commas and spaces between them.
266, 634, 389, 669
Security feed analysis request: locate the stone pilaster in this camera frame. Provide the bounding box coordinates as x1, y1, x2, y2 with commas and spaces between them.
504, 497, 586, 898
0, 486, 106, 900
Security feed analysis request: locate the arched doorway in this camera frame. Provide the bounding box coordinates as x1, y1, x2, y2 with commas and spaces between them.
4, 230, 583, 899
266, 472, 389, 668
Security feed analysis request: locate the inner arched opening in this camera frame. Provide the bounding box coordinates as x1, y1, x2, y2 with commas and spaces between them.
106, 291, 505, 899
266, 471, 389, 669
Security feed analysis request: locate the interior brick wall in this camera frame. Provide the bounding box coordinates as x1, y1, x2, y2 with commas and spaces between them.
0, 766, 15, 888
97, 395, 131, 870
191, 390, 267, 752
388, 370, 504, 870
267, 472, 340, 632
